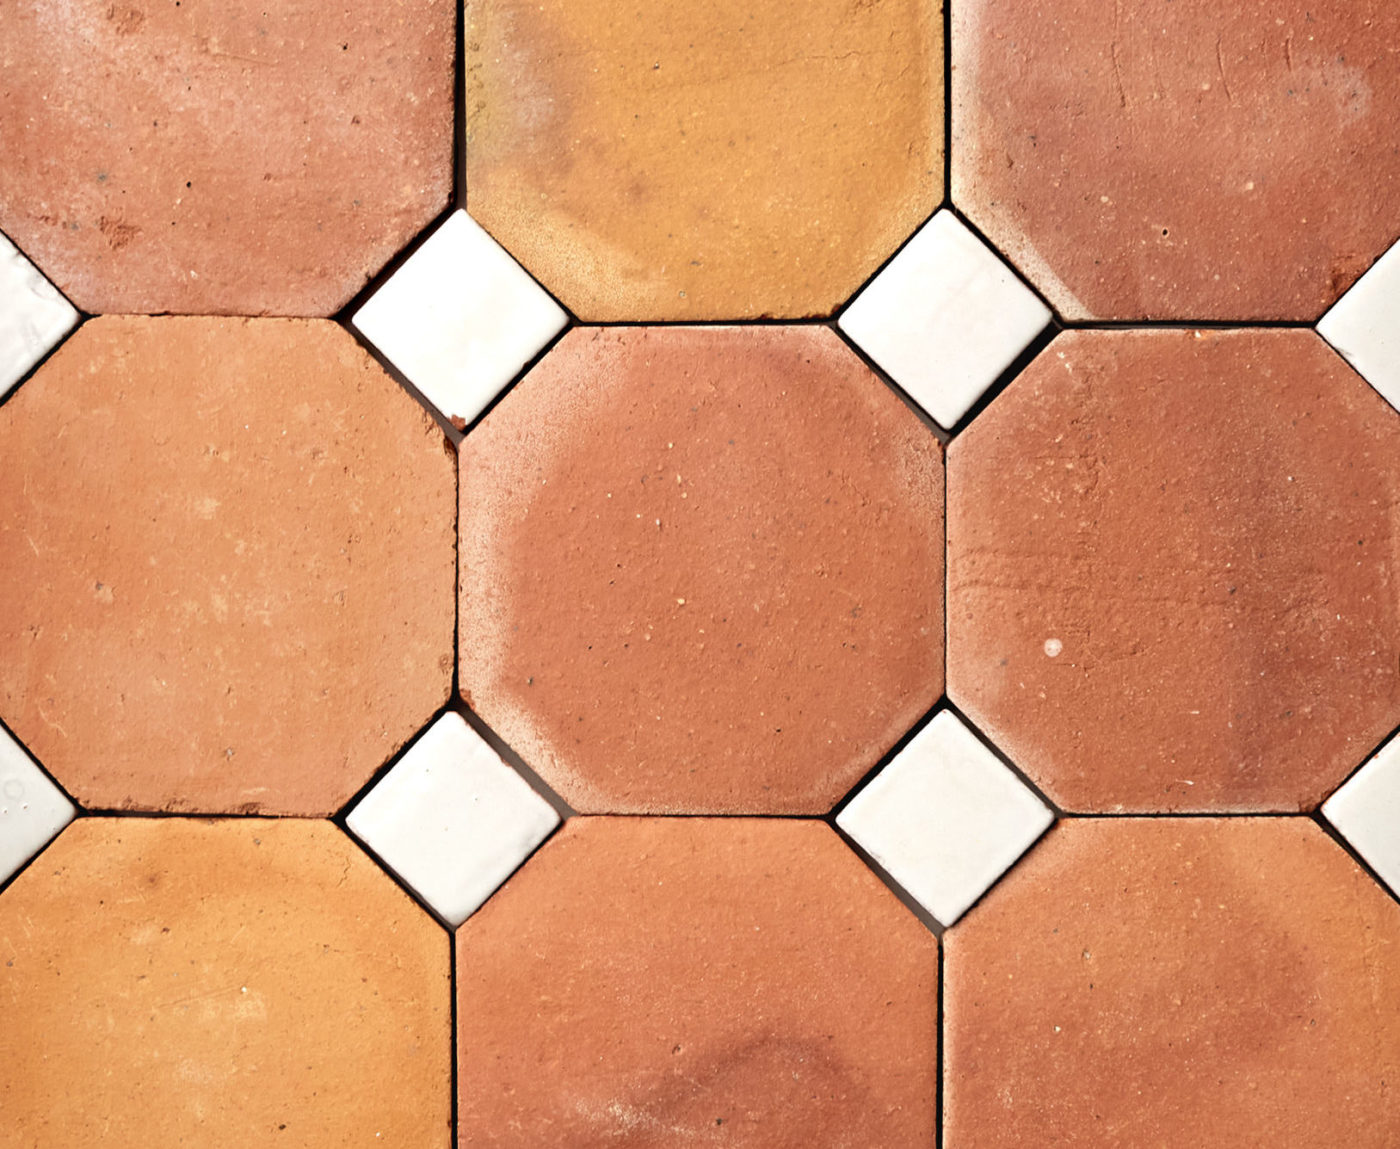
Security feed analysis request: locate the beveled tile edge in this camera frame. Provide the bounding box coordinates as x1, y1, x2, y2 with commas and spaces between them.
0, 724, 77, 887
350, 209, 568, 429
0, 232, 79, 400
838, 209, 1052, 430
1321, 736, 1400, 899
836, 711, 1054, 927
346, 712, 560, 928
1318, 237, 1400, 414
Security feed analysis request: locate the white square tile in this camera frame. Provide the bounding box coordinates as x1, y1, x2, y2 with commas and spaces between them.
0, 233, 78, 400
346, 712, 559, 926
351, 210, 568, 429
0, 725, 76, 885
1322, 737, 1400, 898
838, 210, 1051, 430
836, 710, 1053, 926
1319, 238, 1400, 411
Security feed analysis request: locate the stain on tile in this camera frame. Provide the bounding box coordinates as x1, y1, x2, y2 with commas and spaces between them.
464, 0, 942, 320
0, 818, 451, 1148
457, 817, 938, 1146
458, 326, 944, 814
953, 0, 1400, 320
0, 0, 454, 316
944, 818, 1400, 1146
0, 317, 455, 815
947, 328, 1400, 813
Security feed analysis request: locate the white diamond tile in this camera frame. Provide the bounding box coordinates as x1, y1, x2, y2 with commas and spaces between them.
0, 725, 76, 885
0, 233, 78, 400
351, 210, 568, 429
836, 710, 1053, 926
1319, 238, 1400, 411
1322, 737, 1400, 898
839, 210, 1051, 430
346, 712, 559, 926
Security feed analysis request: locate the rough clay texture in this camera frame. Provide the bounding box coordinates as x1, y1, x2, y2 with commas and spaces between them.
456, 817, 938, 1147
947, 329, 1400, 813
0, 0, 454, 316
0, 317, 456, 814
953, 0, 1400, 320
464, 0, 942, 320
458, 326, 944, 814
0, 818, 451, 1149
944, 818, 1400, 1147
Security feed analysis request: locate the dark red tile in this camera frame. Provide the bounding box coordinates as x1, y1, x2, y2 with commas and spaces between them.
459, 326, 944, 813
456, 817, 938, 1146
947, 328, 1400, 812
945, 817, 1400, 1146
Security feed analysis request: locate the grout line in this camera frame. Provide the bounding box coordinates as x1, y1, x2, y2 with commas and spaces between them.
936, 700, 1064, 818
942, 0, 952, 209
453, 701, 577, 822
0, 819, 74, 901
0, 711, 81, 811
942, 321, 1060, 438
0, 313, 88, 416
936, 939, 945, 1149
940, 201, 1057, 318
1313, 723, 1400, 809
333, 699, 458, 823
1310, 809, 1400, 909
827, 702, 945, 824
454, 0, 467, 211
454, 320, 574, 439
449, 926, 461, 1146
334, 819, 457, 931
828, 318, 950, 445
829, 818, 944, 938
338, 280, 466, 446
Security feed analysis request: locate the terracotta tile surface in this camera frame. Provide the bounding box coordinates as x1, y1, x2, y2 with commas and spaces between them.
0, 0, 453, 316
0, 317, 455, 815
456, 817, 938, 1146
0, 817, 450, 1148
944, 817, 1400, 1147
458, 326, 944, 814
464, 0, 941, 320
947, 328, 1400, 813
953, 0, 1400, 321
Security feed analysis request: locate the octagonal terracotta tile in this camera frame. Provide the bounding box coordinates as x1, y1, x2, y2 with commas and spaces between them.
458, 325, 944, 814
0, 0, 453, 316
947, 328, 1400, 813
464, 0, 942, 320
456, 817, 938, 1146
0, 317, 456, 815
944, 818, 1400, 1146
0, 818, 451, 1148
953, 0, 1400, 320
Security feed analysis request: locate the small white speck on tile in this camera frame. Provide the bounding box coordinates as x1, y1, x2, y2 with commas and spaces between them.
1044, 638, 1064, 658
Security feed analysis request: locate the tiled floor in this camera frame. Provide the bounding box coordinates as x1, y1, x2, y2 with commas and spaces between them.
2, 2, 1399, 1146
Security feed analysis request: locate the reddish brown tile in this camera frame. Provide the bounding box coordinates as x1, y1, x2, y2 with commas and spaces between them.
456, 817, 938, 1146
0, 0, 453, 316
947, 329, 1400, 813
458, 326, 944, 814
0, 317, 455, 814
0, 818, 451, 1147
464, 0, 941, 320
944, 817, 1400, 1146
953, 0, 1400, 320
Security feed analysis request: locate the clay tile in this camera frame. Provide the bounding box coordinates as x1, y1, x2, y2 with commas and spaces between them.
947, 328, 1400, 813
953, 0, 1400, 321
945, 817, 1400, 1145
0, 1, 453, 316
458, 325, 945, 814
464, 0, 942, 320
457, 817, 938, 1145
0, 317, 456, 815
0, 818, 451, 1146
